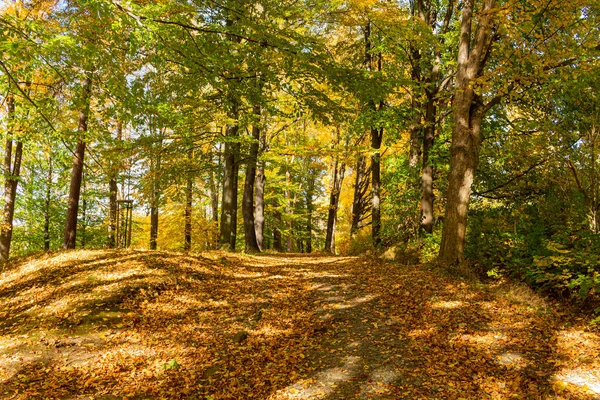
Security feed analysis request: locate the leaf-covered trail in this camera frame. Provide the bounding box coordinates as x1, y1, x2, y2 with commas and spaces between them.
0, 250, 599, 399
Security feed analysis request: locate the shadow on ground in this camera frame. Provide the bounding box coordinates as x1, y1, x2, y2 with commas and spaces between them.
0, 249, 599, 399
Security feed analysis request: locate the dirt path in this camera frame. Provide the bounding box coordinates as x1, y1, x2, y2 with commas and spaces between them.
0, 250, 599, 399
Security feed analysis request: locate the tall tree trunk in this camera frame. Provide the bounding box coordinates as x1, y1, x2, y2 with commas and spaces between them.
365, 22, 384, 247
439, 0, 496, 264
63, 74, 92, 250
44, 155, 52, 252
350, 154, 370, 238
209, 147, 220, 249
184, 172, 193, 251
150, 201, 159, 250
108, 120, 122, 249
243, 105, 261, 252
273, 208, 283, 252
324, 158, 346, 253
0, 94, 23, 263
306, 172, 315, 253
220, 120, 240, 250
108, 177, 118, 248
149, 134, 163, 251
80, 171, 87, 249
420, 93, 436, 234
285, 163, 296, 253
408, 101, 422, 171
220, 15, 242, 251
254, 160, 265, 250
371, 127, 383, 246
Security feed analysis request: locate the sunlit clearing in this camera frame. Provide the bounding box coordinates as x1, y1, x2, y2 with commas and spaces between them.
253, 323, 292, 337
430, 300, 463, 309
554, 368, 600, 395
275, 356, 361, 399
456, 332, 503, 349
496, 352, 527, 369
408, 327, 437, 338
322, 295, 377, 310
358, 366, 399, 397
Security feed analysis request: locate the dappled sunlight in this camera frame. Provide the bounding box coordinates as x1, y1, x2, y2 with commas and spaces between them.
2, 249, 600, 398
456, 332, 503, 348
430, 300, 464, 309
358, 366, 400, 397
275, 356, 361, 399
495, 352, 528, 369
551, 329, 600, 395
320, 294, 378, 311
252, 323, 293, 338
554, 368, 600, 395
408, 327, 438, 339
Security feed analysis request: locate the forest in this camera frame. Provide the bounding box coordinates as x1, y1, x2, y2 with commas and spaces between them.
1, 0, 600, 398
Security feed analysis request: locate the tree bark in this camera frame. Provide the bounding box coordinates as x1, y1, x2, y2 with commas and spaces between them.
350, 153, 370, 238
63, 74, 92, 250
0, 93, 23, 263
149, 134, 163, 251
254, 160, 265, 250
44, 155, 52, 252
324, 157, 346, 253
371, 127, 383, 246
273, 208, 283, 252
81, 171, 87, 249
108, 177, 118, 248
243, 105, 261, 252
439, 0, 496, 264
220, 120, 240, 250
421, 92, 436, 234
208, 147, 220, 249
150, 201, 159, 250
365, 22, 384, 247
306, 170, 315, 253
108, 120, 122, 248
184, 172, 193, 251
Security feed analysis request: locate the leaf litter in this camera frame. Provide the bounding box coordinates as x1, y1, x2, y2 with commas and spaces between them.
0, 249, 599, 399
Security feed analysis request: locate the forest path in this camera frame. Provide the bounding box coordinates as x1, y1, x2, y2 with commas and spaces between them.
0, 249, 599, 399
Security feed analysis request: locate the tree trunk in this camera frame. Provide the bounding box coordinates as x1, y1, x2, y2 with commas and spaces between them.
220, 120, 240, 250
44, 156, 52, 252
149, 134, 163, 251
63, 75, 92, 250
420, 93, 436, 234
108, 176, 118, 248
371, 127, 383, 246
0, 94, 23, 263
365, 22, 384, 247
273, 208, 283, 252
80, 171, 87, 249
243, 105, 261, 253
254, 160, 265, 250
324, 158, 346, 253
350, 154, 370, 237
184, 172, 193, 251
108, 120, 122, 249
150, 201, 159, 250
208, 149, 220, 249
306, 173, 315, 253
285, 164, 296, 253
439, 0, 496, 264
408, 100, 422, 171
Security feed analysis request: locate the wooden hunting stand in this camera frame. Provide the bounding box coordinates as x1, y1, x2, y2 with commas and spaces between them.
116, 200, 133, 248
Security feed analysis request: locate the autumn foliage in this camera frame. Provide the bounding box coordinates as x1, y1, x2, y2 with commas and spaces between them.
1, 250, 599, 398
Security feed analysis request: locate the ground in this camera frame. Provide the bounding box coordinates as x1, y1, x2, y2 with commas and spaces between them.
0, 249, 599, 399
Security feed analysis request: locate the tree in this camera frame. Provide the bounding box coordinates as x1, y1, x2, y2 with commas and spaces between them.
63, 74, 92, 249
